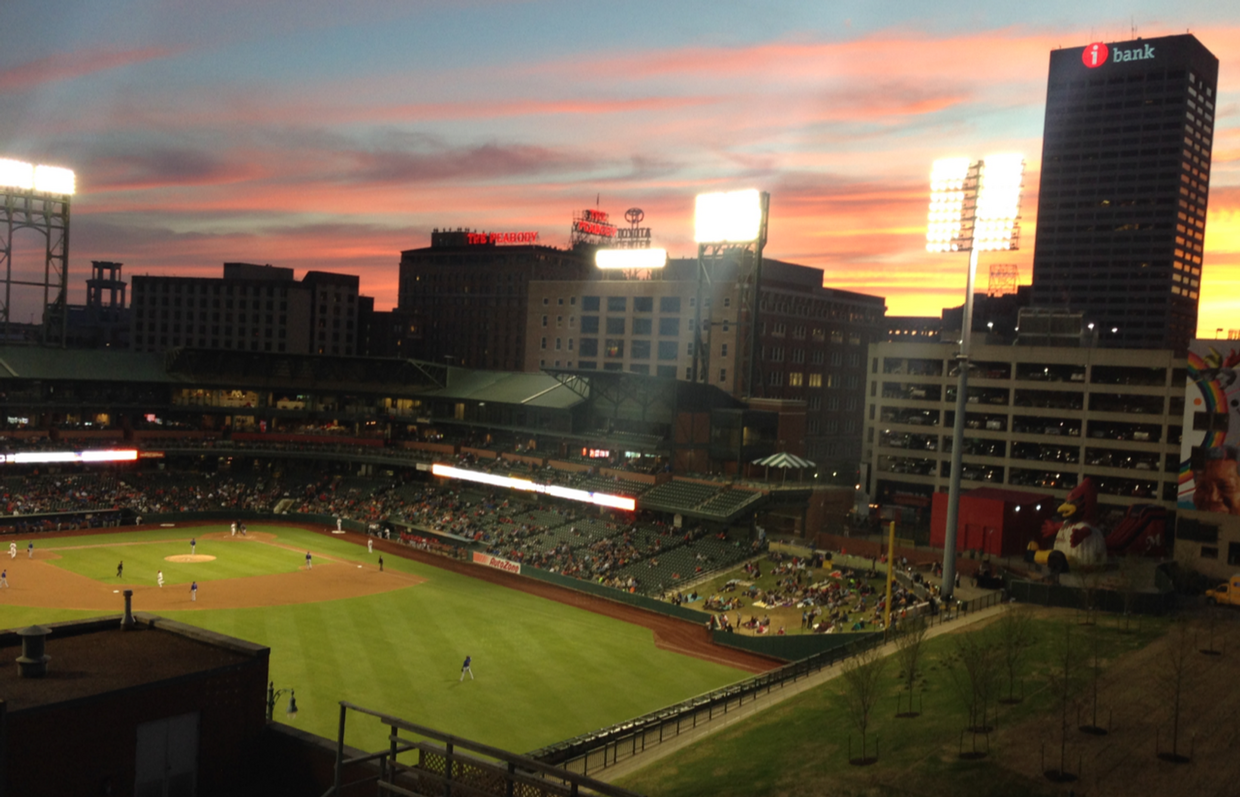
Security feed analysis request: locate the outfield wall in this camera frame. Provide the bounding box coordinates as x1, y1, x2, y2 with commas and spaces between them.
522, 566, 713, 625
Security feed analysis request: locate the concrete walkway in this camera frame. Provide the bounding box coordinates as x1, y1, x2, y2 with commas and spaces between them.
593, 597, 1008, 784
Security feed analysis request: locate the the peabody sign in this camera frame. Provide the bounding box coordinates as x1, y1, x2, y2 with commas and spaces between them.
472, 551, 521, 574
465, 231, 539, 245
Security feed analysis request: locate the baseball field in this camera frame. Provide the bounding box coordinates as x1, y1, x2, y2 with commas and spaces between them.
0, 523, 764, 755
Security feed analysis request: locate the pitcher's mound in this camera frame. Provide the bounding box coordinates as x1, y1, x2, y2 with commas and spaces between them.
165, 554, 216, 563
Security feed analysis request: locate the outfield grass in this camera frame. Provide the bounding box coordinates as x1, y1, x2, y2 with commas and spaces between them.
12, 525, 751, 756
617, 613, 1168, 797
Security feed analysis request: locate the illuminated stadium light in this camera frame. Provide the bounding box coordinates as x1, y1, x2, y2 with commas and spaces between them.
34, 164, 76, 195
0, 159, 34, 190
926, 152, 1024, 606
431, 463, 636, 511
694, 189, 763, 244
0, 158, 76, 195
595, 248, 668, 270
1, 449, 138, 465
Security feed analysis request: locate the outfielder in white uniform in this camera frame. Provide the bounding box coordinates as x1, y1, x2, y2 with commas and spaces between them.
368, 538, 373, 554
157, 570, 164, 588
8, 542, 14, 558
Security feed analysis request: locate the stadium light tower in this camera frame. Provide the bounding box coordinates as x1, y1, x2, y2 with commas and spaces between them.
691, 189, 769, 398
0, 157, 76, 346
926, 154, 1024, 600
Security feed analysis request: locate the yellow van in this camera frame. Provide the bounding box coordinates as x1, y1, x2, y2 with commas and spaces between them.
1205, 575, 1240, 607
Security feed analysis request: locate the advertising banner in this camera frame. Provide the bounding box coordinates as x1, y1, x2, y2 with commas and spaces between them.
472, 551, 521, 575
1180, 341, 1240, 514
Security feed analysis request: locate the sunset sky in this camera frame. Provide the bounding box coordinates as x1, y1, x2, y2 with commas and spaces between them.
0, 1, 1237, 334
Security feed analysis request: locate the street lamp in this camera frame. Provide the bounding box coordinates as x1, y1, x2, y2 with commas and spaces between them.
266, 681, 298, 721
925, 154, 1025, 600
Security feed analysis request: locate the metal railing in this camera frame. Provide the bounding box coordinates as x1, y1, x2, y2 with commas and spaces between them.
321, 702, 643, 797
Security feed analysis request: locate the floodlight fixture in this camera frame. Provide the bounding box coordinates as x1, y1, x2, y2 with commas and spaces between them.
595, 248, 668, 270
0, 159, 34, 191
0, 158, 75, 195
694, 189, 762, 244
925, 155, 1023, 253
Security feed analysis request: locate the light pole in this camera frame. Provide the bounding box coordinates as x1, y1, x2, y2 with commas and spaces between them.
266, 681, 299, 721
926, 154, 1024, 600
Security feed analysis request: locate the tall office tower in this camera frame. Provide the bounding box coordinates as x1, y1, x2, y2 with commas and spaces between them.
1030, 34, 1218, 353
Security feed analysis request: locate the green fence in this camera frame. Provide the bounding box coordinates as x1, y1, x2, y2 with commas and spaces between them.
711, 629, 878, 661
521, 566, 712, 625
1005, 577, 1176, 615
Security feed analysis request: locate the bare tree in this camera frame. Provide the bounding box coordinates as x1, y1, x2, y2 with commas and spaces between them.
1045, 621, 1082, 780
894, 615, 928, 716
1078, 570, 1101, 626
1157, 619, 1196, 762
947, 631, 1000, 755
1080, 619, 1106, 734
1198, 605, 1223, 656
1116, 554, 1142, 633
994, 604, 1036, 704
840, 640, 888, 763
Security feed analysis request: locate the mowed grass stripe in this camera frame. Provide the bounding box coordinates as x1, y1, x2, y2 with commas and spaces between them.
44, 524, 737, 753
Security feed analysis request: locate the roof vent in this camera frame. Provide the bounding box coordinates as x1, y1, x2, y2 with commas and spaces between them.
16, 625, 51, 678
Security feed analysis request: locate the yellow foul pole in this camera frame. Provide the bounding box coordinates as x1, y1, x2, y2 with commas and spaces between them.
884, 520, 896, 632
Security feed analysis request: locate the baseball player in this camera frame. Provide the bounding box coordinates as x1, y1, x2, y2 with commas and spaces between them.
460, 655, 474, 681
190, 581, 198, 602
157, 570, 164, 588
8, 542, 15, 558
378, 555, 384, 572
190, 537, 196, 555
231, 521, 237, 536
305, 551, 312, 570
117, 560, 123, 578
1, 569, 8, 587
27, 541, 33, 558
368, 538, 373, 554
336, 517, 343, 532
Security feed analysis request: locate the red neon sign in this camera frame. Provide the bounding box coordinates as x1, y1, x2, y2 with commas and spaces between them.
582, 209, 610, 223
572, 220, 616, 237
1082, 42, 1109, 68
465, 231, 539, 245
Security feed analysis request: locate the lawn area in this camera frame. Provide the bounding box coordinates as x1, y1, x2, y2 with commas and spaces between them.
5, 525, 752, 756
618, 611, 1168, 797
685, 554, 894, 636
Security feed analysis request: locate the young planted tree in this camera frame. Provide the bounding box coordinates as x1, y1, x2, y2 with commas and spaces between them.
1045, 622, 1082, 781
894, 615, 928, 717
995, 604, 1035, 704
947, 631, 1000, 756
1116, 554, 1142, 633
1080, 619, 1106, 735
1198, 605, 1223, 656
1157, 619, 1196, 763
840, 641, 888, 764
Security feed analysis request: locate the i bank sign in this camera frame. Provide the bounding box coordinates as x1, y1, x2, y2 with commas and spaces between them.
1082, 41, 1155, 68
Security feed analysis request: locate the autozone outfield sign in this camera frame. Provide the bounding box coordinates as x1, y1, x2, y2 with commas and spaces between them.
473, 551, 521, 574
1082, 41, 1155, 68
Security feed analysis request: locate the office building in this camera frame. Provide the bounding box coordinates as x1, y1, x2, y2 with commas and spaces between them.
397, 229, 589, 370
525, 257, 885, 470
130, 263, 363, 356
1030, 34, 1218, 353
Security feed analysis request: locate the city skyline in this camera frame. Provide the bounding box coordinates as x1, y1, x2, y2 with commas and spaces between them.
1, 2, 1237, 334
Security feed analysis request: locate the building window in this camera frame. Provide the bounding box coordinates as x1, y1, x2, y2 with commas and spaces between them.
634, 296, 653, 313
809, 373, 822, 387
606, 317, 626, 335
659, 317, 679, 336
721, 343, 729, 357
581, 316, 600, 334
633, 317, 652, 335
658, 341, 678, 360
719, 369, 727, 382
542, 315, 548, 327
540, 337, 547, 350
607, 296, 627, 312
605, 339, 625, 358
583, 296, 600, 311
557, 316, 563, 327
769, 371, 783, 387
1202, 546, 1219, 560
631, 340, 651, 359
660, 297, 681, 313
789, 372, 803, 387
555, 338, 562, 350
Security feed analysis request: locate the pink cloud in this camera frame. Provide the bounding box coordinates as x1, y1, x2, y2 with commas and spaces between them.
0, 47, 179, 92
